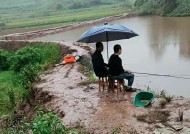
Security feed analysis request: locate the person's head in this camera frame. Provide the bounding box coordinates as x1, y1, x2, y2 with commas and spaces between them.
96, 42, 103, 52
114, 44, 122, 55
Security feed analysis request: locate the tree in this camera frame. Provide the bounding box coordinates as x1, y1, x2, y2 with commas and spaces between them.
161, 0, 177, 15
56, 4, 63, 10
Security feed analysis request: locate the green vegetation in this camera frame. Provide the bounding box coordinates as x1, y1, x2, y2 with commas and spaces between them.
30, 111, 67, 134
1, 109, 91, 134
0, 43, 62, 116
111, 125, 123, 134
157, 90, 174, 103
134, 0, 190, 16
0, 43, 93, 133
0, 0, 134, 35
0, 71, 24, 116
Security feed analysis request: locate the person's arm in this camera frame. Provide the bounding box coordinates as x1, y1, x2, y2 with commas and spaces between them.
100, 54, 109, 68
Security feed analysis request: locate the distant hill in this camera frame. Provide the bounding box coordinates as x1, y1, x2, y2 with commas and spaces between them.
0, 0, 125, 10
134, 0, 190, 16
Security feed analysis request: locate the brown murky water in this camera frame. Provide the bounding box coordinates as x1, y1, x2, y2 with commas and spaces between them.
33, 16, 190, 97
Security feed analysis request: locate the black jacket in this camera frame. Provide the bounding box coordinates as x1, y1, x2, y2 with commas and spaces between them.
92, 50, 108, 77
108, 54, 124, 76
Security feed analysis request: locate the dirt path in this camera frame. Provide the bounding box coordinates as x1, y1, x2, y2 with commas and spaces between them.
35, 42, 190, 134
36, 61, 139, 133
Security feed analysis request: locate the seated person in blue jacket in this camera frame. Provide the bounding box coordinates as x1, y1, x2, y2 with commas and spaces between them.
108, 44, 135, 91
92, 42, 109, 77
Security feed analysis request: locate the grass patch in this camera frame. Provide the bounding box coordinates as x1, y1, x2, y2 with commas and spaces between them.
157, 90, 174, 103
32, 44, 62, 71
146, 86, 174, 103
0, 71, 24, 116
1, 108, 93, 134
0, 43, 62, 116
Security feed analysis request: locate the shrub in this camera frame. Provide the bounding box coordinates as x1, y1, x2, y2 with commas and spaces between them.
19, 64, 39, 89
8, 88, 16, 109
0, 49, 10, 70
30, 110, 66, 134
9, 47, 41, 72
2, 110, 80, 134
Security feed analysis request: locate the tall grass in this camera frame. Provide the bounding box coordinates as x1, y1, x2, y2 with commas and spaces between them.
32, 44, 62, 71
0, 71, 24, 116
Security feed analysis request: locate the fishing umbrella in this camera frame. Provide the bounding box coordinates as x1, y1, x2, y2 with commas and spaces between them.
77, 23, 138, 61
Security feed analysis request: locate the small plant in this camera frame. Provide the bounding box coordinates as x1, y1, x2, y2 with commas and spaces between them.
164, 95, 174, 103
111, 125, 123, 134
157, 90, 174, 103
30, 110, 66, 134
8, 88, 16, 109
21, 89, 31, 105
19, 64, 39, 89
146, 85, 156, 94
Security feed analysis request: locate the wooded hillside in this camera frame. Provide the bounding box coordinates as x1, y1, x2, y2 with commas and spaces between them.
134, 0, 190, 16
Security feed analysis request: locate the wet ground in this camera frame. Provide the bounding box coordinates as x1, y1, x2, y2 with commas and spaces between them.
35, 42, 190, 134
36, 62, 140, 133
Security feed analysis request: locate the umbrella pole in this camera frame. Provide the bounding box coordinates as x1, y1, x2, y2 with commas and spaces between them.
107, 41, 109, 63
106, 31, 109, 63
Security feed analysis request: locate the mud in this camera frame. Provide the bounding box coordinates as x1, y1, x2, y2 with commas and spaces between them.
33, 42, 190, 134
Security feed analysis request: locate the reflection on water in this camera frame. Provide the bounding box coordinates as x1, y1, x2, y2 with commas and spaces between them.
33, 16, 190, 97
147, 17, 190, 60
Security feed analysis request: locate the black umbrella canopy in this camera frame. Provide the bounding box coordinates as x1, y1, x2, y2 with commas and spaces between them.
77, 23, 138, 43
77, 23, 138, 61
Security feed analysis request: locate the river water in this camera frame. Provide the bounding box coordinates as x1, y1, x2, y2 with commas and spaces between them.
33, 16, 190, 97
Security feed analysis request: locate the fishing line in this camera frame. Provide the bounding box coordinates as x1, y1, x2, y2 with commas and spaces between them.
132, 72, 190, 80
135, 75, 150, 77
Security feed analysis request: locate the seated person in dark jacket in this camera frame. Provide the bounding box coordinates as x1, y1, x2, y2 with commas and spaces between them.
109, 44, 135, 91
92, 42, 109, 77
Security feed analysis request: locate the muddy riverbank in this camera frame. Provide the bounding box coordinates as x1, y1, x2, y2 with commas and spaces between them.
32, 42, 190, 133
0, 13, 138, 41
1, 40, 190, 133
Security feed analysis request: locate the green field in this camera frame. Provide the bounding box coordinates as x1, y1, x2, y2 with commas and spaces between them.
0, 0, 134, 36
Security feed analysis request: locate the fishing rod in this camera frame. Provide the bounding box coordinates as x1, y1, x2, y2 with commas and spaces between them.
132, 72, 190, 80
